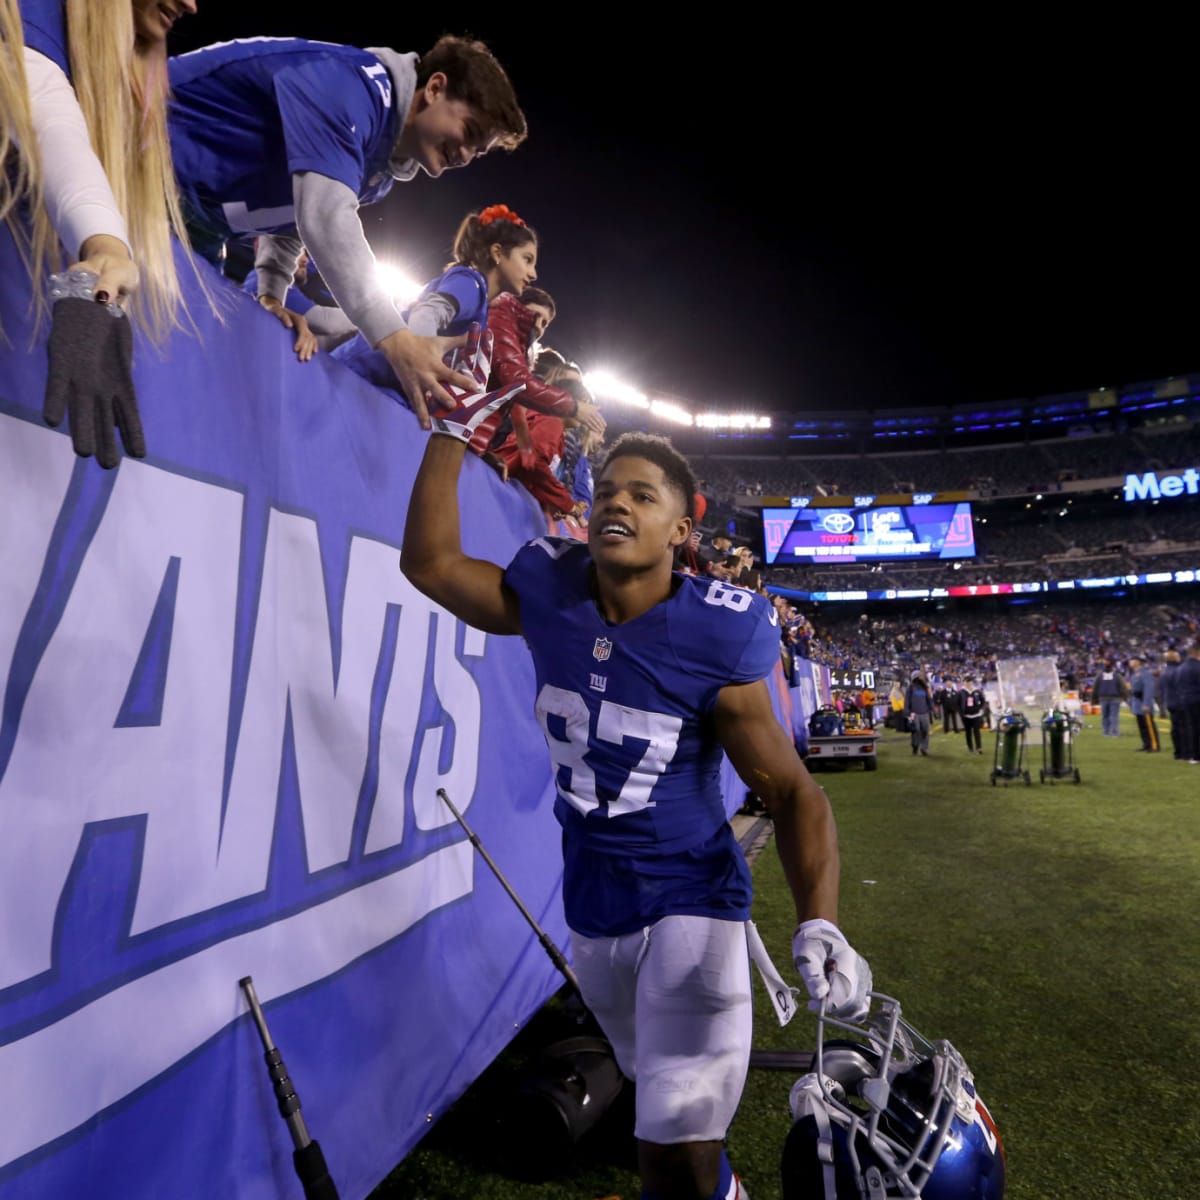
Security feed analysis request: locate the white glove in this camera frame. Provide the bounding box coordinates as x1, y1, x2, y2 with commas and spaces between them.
792, 918, 872, 1020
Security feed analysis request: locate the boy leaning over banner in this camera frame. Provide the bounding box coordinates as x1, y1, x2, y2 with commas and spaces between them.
167, 32, 526, 424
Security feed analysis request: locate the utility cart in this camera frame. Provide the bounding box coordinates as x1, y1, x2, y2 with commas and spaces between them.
806, 706, 878, 771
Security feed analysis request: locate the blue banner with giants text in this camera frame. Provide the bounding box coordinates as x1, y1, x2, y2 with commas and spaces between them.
0, 233, 569, 1200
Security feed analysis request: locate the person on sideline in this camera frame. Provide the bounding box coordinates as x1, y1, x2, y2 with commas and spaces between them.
1127, 655, 1160, 752
959, 677, 986, 754
1160, 650, 1185, 761
1091, 660, 1127, 738
905, 673, 933, 756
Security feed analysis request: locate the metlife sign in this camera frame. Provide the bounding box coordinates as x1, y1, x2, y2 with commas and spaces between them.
1123, 468, 1200, 501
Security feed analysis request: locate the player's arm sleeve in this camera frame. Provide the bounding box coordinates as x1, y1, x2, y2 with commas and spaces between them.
23, 47, 129, 258
253, 233, 305, 303
291, 171, 405, 347
501, 539, 564, 631
729, 600, 785, 684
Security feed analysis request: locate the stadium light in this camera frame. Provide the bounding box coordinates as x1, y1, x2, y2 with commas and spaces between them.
583, 371, 773, 431
375, 263, 423, 305
584, 370, 650, 409
695, 414, 772, 430
650, 399, 693, 426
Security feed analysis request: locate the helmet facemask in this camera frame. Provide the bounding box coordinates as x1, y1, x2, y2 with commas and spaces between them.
786, 993, 1005, 1199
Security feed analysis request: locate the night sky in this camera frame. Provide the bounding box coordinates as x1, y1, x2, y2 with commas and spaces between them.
172, 9, 1195, 416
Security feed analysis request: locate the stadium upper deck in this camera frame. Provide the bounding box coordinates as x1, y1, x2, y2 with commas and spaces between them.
653, 372, 1200, 504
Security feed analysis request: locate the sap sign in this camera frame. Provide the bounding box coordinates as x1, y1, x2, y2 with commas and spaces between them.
1123, 468, 1200, 501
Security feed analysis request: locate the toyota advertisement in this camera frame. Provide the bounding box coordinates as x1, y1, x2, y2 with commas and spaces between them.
761, 502, 977, 564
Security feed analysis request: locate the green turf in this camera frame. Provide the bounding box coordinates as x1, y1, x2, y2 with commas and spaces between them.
372, 711, 1200, 1199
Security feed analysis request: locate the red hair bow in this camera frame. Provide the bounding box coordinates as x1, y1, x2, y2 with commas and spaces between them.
478, 204, 526, 228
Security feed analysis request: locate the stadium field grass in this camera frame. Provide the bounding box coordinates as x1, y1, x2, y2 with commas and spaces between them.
373, 709, 1199, 1200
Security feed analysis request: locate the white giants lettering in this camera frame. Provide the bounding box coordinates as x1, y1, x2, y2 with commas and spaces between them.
0, 425, 485, 992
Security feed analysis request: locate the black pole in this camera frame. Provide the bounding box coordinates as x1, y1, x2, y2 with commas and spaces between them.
436, 789, 802, 1072
239, 976, 340, 1200
437, 788, 581, 995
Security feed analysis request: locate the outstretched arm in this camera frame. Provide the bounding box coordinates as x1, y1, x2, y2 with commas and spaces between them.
401, 436, 523, 635
292, 173, 475, 422
716, 678, 872, 1017
714, 679, 840, 924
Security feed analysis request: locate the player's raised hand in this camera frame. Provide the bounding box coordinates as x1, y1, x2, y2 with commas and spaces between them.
376, 328, 480, 429
793, 918, 872, 1021
431, 381, 526, 444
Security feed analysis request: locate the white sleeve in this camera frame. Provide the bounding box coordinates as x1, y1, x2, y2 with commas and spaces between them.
22, 47, 130, 259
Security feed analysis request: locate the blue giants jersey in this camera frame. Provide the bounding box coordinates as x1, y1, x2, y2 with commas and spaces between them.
168, 39, 401, 240
411, 264, 489, 336
504, 537, 781, 936
19, 0, 69, 75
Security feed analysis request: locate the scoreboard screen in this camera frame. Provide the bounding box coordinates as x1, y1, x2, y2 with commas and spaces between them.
762, 502, 976, 565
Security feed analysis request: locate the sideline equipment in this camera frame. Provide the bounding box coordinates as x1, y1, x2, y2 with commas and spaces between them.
239, 975, 340, 1200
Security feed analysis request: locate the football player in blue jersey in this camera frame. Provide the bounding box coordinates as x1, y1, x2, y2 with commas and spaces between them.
167, 34, 526, 423
402, 419, 871, 1200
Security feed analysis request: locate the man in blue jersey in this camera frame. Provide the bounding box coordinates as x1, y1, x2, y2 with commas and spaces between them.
402, 418, 871, 1200
167, 34, 526, 422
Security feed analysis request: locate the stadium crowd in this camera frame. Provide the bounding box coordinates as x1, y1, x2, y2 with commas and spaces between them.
670, 502, 1200, 695
695, 422, 1200, 504
666, 510, 1200, 765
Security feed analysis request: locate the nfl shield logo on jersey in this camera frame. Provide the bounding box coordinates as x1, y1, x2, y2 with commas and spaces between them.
593, 637, 613, 662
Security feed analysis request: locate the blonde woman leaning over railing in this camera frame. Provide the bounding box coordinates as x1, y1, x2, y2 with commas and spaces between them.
1, 0, 207, 467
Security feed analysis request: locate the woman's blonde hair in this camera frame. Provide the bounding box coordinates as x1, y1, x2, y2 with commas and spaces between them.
0, 0, 53, 309
2, 0, 200, 339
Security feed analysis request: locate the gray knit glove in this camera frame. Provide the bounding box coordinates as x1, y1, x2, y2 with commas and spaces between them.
44, 297, 144, 469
